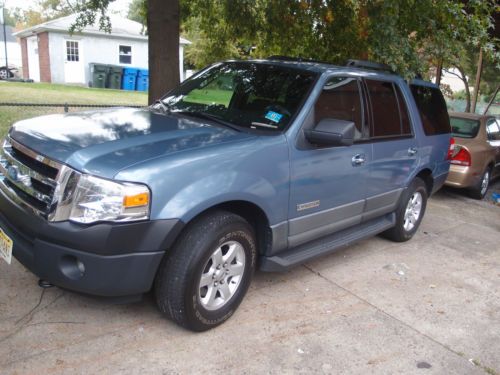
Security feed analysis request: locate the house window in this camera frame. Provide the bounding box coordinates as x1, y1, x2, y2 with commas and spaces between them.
66, 41, 79, 62
119, 45, 132, 64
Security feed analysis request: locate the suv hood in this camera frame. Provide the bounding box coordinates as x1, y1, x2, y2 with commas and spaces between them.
9, 107, 254, 179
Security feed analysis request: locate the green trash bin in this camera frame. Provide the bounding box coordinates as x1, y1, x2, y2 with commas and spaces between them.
106, 65, 123, 90
90, 63, 108, 88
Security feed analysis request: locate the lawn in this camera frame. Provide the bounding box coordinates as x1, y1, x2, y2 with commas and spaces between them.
0, 81, 148, 137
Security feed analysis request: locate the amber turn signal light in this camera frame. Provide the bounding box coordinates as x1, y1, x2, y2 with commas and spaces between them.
123, 192, 149, 208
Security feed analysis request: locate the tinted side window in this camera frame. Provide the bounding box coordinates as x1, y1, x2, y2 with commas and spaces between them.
410, 84, 450, 135
366, 80, 401, 137
314, 77, 363, 139
486, 119, 500, 141
395, 86, 412, 135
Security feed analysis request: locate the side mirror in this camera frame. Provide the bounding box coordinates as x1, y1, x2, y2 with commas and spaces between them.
304, 118, 355, 147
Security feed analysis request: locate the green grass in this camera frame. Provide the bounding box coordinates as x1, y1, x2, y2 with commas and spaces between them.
0, 81, 148, 137
184, 89, 233, 106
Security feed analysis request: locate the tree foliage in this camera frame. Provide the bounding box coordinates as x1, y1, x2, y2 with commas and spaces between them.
183, 0, 498, 81
7, 0, 498, 105
127, 0, 147, 26
10, 0, 79, 28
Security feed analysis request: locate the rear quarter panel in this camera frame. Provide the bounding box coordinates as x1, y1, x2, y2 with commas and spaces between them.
404, 80, 450, 192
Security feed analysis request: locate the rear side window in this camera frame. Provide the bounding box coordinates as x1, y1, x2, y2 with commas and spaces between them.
410, 84, 450, 135
486, 119, 500, 141
365, 80, 412, 138
450, 117, 480, 138
395, 86, 412, 135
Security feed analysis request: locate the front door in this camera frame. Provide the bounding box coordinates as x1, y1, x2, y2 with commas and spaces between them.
288, 76, 371, 248
27, 36, 40, 82
64, 40, 85, 83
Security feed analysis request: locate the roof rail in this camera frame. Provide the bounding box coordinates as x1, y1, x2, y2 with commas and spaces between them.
345, 59, 394, 73
267, 55, 331, 65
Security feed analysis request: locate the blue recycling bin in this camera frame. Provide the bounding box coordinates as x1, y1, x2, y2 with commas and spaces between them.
122, 68, 138, 91
136, 69, 149, 92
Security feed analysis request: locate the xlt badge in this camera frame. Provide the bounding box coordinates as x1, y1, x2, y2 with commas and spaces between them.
297, 200, 320, 211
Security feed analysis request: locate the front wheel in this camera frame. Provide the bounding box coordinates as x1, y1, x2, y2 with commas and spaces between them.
382, 177, 428, 242
155, 211, 257, 331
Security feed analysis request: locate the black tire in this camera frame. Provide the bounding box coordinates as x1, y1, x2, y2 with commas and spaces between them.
382, 177, 428, 242
0, 68, 11, 80
155, 210, 257, 331
468, 167, 491, 200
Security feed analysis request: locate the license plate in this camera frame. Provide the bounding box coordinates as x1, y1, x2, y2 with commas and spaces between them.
0, 228, 13, 265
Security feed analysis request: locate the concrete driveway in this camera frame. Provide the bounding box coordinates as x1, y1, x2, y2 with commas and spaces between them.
1, 184, 499, 375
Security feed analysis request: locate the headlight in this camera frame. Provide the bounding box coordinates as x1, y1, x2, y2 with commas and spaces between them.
69, 174, 150, 224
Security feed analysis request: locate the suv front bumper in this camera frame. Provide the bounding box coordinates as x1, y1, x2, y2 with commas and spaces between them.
0, 186, 183, 297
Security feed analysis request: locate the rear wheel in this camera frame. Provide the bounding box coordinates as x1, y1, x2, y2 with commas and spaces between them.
469, 167, 490, 200
382, 177, 428, 242
155, 210, 256, 331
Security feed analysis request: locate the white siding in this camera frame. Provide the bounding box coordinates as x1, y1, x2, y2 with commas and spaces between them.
0, 41, 22, 67
48, 32, 149, 84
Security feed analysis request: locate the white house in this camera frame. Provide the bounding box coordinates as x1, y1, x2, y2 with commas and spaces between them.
13, 14, 190, 85
0, 24, 22, 74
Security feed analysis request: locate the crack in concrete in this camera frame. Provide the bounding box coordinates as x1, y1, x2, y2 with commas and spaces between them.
302, 263, 497, 375
27, 321, 86, 327
0, 290, 65, 345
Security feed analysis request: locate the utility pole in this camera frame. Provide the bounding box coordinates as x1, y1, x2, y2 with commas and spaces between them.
1, 6, 8, 79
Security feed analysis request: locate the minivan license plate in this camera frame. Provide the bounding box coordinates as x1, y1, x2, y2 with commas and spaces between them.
0, 228, 13, 265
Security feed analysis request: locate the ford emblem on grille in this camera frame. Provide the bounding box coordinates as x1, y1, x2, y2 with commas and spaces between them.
7, 165, 18, 181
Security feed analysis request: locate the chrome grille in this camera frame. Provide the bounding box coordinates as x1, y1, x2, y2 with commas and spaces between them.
0, 137, 63, 218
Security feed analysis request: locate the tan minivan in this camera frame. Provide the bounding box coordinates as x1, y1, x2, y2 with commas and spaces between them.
445, 112, 500, 199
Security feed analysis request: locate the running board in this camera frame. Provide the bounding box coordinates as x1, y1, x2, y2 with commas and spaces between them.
260, 213, 395, 272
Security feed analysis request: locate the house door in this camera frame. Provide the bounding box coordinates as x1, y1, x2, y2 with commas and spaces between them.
64, 40, 84, 83
27, 36, 40, 82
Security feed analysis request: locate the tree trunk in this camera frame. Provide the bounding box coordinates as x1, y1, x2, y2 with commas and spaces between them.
147, 0, 180, 105
471, 48, 483, 114
435, 59, 443, 86
457, 66, 471, 112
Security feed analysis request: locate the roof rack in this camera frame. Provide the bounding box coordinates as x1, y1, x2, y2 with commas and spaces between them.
267, 55, 332, 65
345, 59, 394, 73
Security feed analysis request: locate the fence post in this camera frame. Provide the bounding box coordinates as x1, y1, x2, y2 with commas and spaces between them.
64, 103, 68, 113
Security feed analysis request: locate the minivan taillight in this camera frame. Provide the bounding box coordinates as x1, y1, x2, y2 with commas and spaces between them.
450, 146, 471, 166
446, 137, 455, 161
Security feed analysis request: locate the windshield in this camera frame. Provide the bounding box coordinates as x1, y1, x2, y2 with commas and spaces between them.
450, 117, 480, 138
160, 62, 318, 131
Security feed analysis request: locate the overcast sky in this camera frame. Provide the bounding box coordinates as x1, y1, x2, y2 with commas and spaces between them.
3, 0, 133, 16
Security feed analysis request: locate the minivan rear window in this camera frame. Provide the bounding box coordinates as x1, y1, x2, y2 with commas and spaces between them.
450, 117, 480, 138
410, 85, 450, 135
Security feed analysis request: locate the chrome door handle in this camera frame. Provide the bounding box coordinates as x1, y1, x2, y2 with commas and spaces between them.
408, 147, 418, 156
352, 154, 366, 166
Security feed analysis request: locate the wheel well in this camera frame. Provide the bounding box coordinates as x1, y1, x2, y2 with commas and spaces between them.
416, 169, 433, 196
187, 201, 272, 256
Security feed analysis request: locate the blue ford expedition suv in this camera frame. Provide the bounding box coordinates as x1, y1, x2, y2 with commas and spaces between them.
0, 58, 451, 331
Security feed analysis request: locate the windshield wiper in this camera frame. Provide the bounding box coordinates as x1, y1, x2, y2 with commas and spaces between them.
172, 111, 241, 132
152, 100, 170, 113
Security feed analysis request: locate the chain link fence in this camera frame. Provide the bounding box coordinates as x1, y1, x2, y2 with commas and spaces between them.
446, 99, 500, 115
0, 102, 147, 138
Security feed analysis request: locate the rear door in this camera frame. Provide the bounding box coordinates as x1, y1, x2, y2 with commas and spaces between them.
362, 79, 418, 221
486, 118, 500, 175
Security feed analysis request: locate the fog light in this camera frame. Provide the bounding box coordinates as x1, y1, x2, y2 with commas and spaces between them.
60, 255, 86, 280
